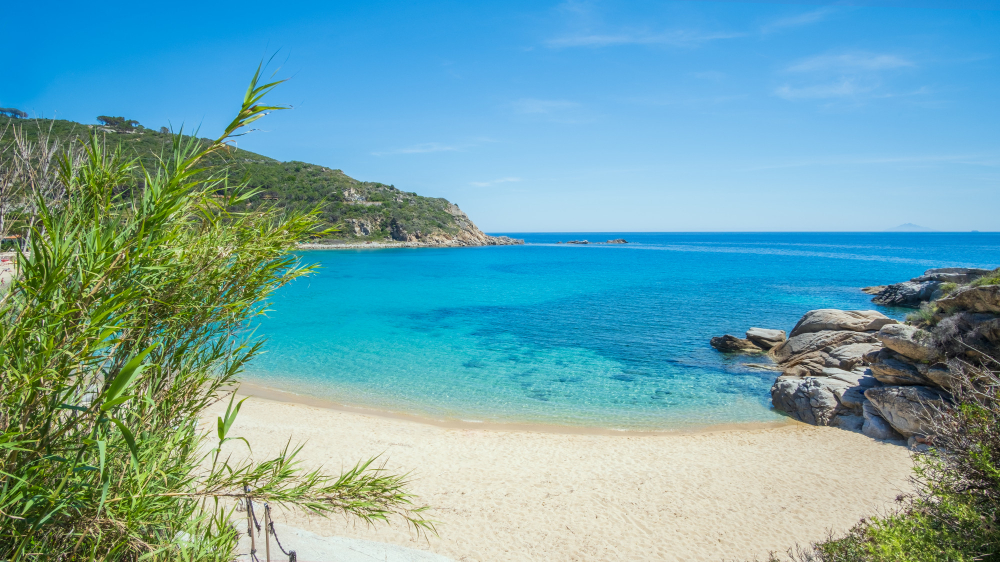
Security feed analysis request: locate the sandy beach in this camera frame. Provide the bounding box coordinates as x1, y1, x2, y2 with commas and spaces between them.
206, 386, 916, 562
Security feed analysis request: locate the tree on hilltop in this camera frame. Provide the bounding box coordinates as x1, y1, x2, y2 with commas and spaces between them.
97, 115, 141, 133
0, 108, 27, 118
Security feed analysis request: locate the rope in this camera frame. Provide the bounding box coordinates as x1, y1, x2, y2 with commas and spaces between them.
266, 503, 297, 562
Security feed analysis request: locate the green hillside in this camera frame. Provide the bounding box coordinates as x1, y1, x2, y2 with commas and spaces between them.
0, 116, 488, 243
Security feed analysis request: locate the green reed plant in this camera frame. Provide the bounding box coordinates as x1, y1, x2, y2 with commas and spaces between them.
0, 66, 432, 561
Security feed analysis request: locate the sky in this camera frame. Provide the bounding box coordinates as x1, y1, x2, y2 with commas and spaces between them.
3, 1, 999, 232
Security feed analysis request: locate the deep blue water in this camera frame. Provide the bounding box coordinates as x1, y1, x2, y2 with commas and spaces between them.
244, 233, 999, 430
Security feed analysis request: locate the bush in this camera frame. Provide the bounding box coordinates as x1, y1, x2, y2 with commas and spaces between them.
0, 67, 431, 561
905, 302, 937, 327
972, 268, 1000, 287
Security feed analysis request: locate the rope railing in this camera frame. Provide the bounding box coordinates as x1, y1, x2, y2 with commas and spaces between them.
244, 487, 297, 562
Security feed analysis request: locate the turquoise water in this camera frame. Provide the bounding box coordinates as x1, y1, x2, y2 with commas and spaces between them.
244, 233, 999, 431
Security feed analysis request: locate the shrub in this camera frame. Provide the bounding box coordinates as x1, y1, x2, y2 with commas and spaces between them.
972, 268, 1000, 287
905, 302, 937, 327
0, 67, 431, 561
939, 282, 958, 295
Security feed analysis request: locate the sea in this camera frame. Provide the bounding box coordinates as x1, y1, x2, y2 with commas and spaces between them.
243, 233, 999, 431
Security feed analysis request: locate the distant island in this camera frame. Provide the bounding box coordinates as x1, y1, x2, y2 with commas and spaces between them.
0, 115, 522, 248
886, 223, 935, 232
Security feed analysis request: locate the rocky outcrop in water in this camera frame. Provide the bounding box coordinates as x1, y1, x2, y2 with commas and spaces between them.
746, 328, 786, 350
710, 335, 762, 353
713, 266, 1000, 446
866, 267, 992, 308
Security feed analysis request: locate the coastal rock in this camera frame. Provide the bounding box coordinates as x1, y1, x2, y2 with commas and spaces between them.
834, 414, 865, 432
771, 330, 879, 364
771, 376, 851, 426
862, 402, 905, 441
710, 335, 762, 353
936, 285, 1000, 315
862, 348, 882, 365
771, 368, 874, 427
872, 280, 941, 308
606, 239, 628, 244
913, 267, 992, 284
788, 309, 896, 338
865, 385, 951, 438
877, 324, 938, 362
925, 363, 956, 390
870, 268, 992, 308
869, 350, 932, 386
745, 328, 787, 350
827, 342, 882, 371
838, 386, 868, 414
861, 285, 887, 295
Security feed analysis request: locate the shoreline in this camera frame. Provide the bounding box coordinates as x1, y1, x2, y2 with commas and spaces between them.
210, 394, 916, 562
299, 236, 523, 250
237, 380, 798, 436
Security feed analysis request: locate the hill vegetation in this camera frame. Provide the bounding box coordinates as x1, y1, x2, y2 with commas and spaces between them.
0, 115, 483, 244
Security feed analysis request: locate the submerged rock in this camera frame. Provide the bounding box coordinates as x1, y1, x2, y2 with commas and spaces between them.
745, 327, 786, 350
710, 335, 762, 353
788, 309, 896, 338
861, 285, 887, 295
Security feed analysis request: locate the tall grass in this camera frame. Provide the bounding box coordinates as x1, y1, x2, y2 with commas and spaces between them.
0, 66, 431, 561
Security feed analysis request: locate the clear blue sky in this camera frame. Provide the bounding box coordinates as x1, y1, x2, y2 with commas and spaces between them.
3, 1, 999, 231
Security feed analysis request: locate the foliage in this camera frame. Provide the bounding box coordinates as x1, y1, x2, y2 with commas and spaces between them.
0, 108, 26, 119
0, 67, 431, 561
0, 114, 469, 243
97, 116, 141, 133
939, 282, 958, 295
905, 302, 937, 327
972, 268, 1000, 287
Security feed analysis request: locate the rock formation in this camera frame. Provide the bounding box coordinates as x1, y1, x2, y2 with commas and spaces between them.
867, 267, 992, 308
712, 266, 1000, 446
746, 328, 786, 350
788, 309, 897, 337
710, 335, 763, 353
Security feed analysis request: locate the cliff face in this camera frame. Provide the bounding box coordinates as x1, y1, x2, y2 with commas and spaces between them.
385, 203, 521, 246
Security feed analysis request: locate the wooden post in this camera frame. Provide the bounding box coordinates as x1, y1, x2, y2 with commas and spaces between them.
247, 497, 256, 557
264, 503, 271, 562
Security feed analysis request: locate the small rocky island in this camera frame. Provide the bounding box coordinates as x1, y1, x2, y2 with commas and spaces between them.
712, 267, 1000, 446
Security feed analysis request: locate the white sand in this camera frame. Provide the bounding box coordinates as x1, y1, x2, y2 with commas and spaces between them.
207, 391, 914, 562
